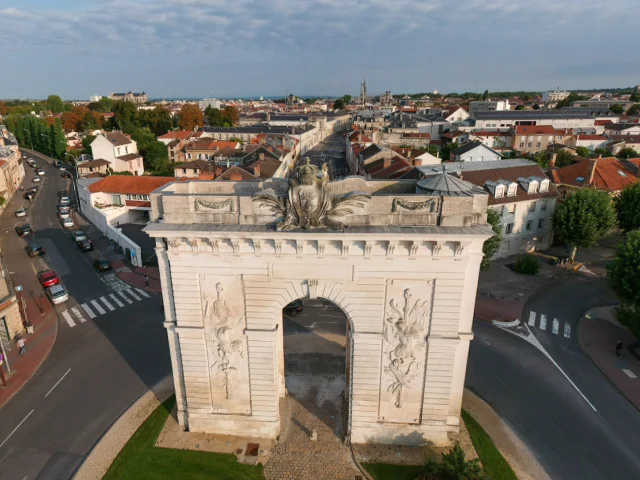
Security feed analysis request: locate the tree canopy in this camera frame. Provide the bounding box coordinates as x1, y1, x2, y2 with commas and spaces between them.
333, 98, 345, 110
615, 183, 640, 233
575, 146, 591, 158
609, 104, 625, 114
46, 95, 64, 113
628, 104, 640, 116
61, 106, 103, 132
178, 103, 204, 130
553, 188, 616, 260
481, 209, 503, 270
606, 230, 640, 338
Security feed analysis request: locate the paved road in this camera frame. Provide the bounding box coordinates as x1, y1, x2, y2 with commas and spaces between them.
468, 317, 640, 480
300, 131, 348, 179
0, 151, 171, 480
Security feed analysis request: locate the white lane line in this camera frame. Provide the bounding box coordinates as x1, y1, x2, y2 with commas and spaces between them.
0, 409, 35, 449
81, 303, 96, 319
109, 293, 124, 308
528, 311, 536, 326
44, 368, 71, 398
71, 307, 86, 323
124, 288, 141, 301
99, 296, 115, 311
135, 288, 150, 298
552, 318, 559, 335
539, 314, 547, 330
564, 322, 571, 338
90, 299, 106, 315
117, 290, 133, 304
623, 369, 637, 379
61, 310, 76, 328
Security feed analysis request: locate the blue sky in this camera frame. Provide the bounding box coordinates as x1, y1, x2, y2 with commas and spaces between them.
2, 0, 640, 100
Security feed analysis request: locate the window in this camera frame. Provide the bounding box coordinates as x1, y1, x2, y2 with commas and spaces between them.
529, 201, 537, 212
520, 142, 524, 148
183, 168, 187, 174
526, 220, 533, 231
507, 185, 517, 196
505, 223, 514, 234
536, 142, 541, 148
541, 199, 548, 211
540, 181, 549, 192
125, 146, 129, 154
186, 153, 192, 160
125, 194, 150, 201
495, 186, 505, 198
527, 143, 532, 148
112, 195, 122, 206
507, 203, 516, 215
538, 218, 544, 228
117, 147, 120, 155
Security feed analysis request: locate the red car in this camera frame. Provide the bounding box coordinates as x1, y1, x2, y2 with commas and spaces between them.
38, 270, 60, 288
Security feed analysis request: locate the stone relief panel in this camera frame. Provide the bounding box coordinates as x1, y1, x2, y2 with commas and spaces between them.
200, 275, 251, 414
379, 280, 434, 424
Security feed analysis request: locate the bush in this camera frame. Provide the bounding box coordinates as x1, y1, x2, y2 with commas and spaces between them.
512, 255, 540, 275
415, 444, 487, 480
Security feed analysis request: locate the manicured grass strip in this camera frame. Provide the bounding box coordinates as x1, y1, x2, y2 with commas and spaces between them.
462, 409, 517, 480
104, 396, 264, 480
361, 462, 422, 480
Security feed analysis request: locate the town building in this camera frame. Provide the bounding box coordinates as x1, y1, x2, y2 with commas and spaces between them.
450, 141, 501, 162
550, 156, 638, 196
512, 125, 556, 153
109, 91, 148, 104
0, 253, 26, 346
77, 159, 110, 178
90, 132, 144, 175
573, 100, 633, 110
468, 100, 510, 118
0, 128, 26, 204
542, 91, 570, 104
473, 110, 596, 130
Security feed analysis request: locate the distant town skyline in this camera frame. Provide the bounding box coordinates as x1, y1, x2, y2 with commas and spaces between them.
2, 0, 640, 99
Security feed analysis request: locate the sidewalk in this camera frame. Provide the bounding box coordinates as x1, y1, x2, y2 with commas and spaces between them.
579, 306, 640, 410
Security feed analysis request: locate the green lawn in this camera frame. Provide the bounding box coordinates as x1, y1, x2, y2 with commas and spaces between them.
104, 396, 264, 480
362, 463, 423, 480
461, 409, 517, 480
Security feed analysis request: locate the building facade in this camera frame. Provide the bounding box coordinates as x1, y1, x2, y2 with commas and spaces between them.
145, 162, 493, 447
109, 91, 148, 104
90, 132, 144, 175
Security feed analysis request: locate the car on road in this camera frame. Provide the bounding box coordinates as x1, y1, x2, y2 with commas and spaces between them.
60, 217, 74, 228
72, 230, 87, 242
32, 176, 41, 183
26, 159, 36, 167
38, 270, 60, 288
27, 242, 46, 257
54, 160, 63, 167
36, 168, 45, 176
15, 208, 27, 217
283, 299, 303, 317
58, 211, 70, 219
27, 186, 39, 193
58, 205, 70, 214
77, 239, 93, 252
60, 196, 70, 206
93, 258, 112, 272
61, 171, 72, 179
15, 224, 33, 236
23, 192, 35, 200
46, 284, 69, 305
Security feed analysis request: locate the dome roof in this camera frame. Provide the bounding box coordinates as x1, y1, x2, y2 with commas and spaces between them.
416, 172, 482, 197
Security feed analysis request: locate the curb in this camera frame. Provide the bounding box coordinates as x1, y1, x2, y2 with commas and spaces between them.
73, 375, 174, 480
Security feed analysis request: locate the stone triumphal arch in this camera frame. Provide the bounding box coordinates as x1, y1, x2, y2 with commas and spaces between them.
145, 160, 493, 446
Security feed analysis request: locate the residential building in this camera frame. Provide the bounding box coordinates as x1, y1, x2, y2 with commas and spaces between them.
471, 130, 514, 150
542, 91, 570, 104
473, 110, 596, 130
0, 129, 26, 204
566, 134, 609, 151
443, 107, 470, 124
174, 160, 214, 180
573, 100, 633, 110
468, 100, 510, 117
607, 136, 640, 155
109, 91, 148, 104
550, 156, 638, 196
90, 132, 144, 175
157, 130, 202, 145
604, 123, 640, 136
450, 141, 501, 162
0, 253, 25, 347
512, 125, 556, 153
387, 113, 449, 140
198, 98, 222, 110
77, 159, 110, 178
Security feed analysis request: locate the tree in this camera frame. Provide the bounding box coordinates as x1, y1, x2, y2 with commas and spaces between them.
630, 93, 640, 103
0, 101, 7, 116
514, 105, 525, 110
205, 106, 225, 127
111, 100, 138, 132
343, 95, 352, 105
440, 142, 459, 162
532, 151, 549, 168
97, 97, 113, 113
82, 135, 96, 155
575, 146, 591, 158
46, 95, 64, 113
615, 183, 640, 233
178, 103, 204, 130
553, 188, 617, 261
610, 104, 625, 114
333, 98, 345, 110
607, 231, 640, 338
482, 89, 489, 101
617, 147, 639, 159
555, 149, 575, 167
137, 106, 172, 136
628, 104, 640, 116
532, 104, 540, 110
223, 106, 239, 126
481, 209, 503, 270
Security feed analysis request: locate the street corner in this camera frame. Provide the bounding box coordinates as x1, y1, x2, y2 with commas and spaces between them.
474, 295, 522, 323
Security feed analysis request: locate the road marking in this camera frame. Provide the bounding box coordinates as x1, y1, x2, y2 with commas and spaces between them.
135, 288, 150, 298
117, 290, 133, 304
90, 299, 106, 315
0, 409, 34, 449
539, 314, 547, 330
564, 322, 571, 338
552, 318, 559, 335
44, 368, 71, 398
61, 310, 76, 328
123, 288, 141, 301
623, 368, 637, 379
71, 307, 86, 323
528, 311, 536, 326
99, 296, 115, 311
109, 293, 124, 308
81, 303, 96, 319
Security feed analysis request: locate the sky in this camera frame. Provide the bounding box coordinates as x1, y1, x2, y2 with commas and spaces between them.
2, 0, 640, 100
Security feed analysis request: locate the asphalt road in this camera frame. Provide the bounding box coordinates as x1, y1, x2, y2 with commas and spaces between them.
0, 151, 171, 480
301, 131, 348, 179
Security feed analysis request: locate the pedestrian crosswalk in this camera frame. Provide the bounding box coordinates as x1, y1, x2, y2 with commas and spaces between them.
61, 287, 152, 328
528, 310, 572, 338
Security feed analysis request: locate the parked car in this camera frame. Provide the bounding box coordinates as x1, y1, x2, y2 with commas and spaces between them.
58, 205, 70, 214
77, 239, 93, 252
61, 171, 72, 179
60, 217, 74, 228
283, 299, 304, 317
46, 284, 69, 305
38, 270, 60, 288
23, 192, 35, 201
93, 258, 112, 272
26, 159, 36, 167
15, 208, 27, 217
60, 196, 70, 206
58, 211, 70, 220
32, 176, 41, 183
27, 242, 46, 257
15, 224, 32, 236
36, 168, 45, 176
27, 186, 39, 193
53, 160, 62, 167
72, 230, 87, 242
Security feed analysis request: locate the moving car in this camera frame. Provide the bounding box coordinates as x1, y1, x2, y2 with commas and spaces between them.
15, 224, 32, 236
77, 239, 93, 252
32, 176, 41, 183
15, 208, 27, 217
283, 299, 304, 317
46, 284, 69, 305
36, 168, 45, 176
60, 217, 74, 228
60, 196, 70, 206
27, 242, 46, 257
93, 258, 112, 272
38, 270, 60, 287
72, 230, 87, 242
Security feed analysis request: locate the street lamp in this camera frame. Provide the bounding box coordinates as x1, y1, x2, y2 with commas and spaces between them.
22, 129, 34, 150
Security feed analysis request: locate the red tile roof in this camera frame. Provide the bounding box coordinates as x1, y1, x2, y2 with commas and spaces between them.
574, 135, 607, 141
554, 157, 638, 192
514, 125, 556, 136
158, 130, 200, 140
214, 165, 260, 181
88, 175, 175, 195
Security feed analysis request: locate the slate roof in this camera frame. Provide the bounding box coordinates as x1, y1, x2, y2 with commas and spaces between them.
117, 153, 142, 161
105, 132, 133, 147
452, 141, 500, 157
417, 172, 485, 197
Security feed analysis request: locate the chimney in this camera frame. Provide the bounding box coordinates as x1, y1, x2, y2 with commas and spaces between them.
253, 163, 261, 178
587, 158, 598, 185
215, 166, 223, 177
549, 152, 558, 166
383, 157, 391, 169
259, 152, 265, 161
230, 171, 243, 181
